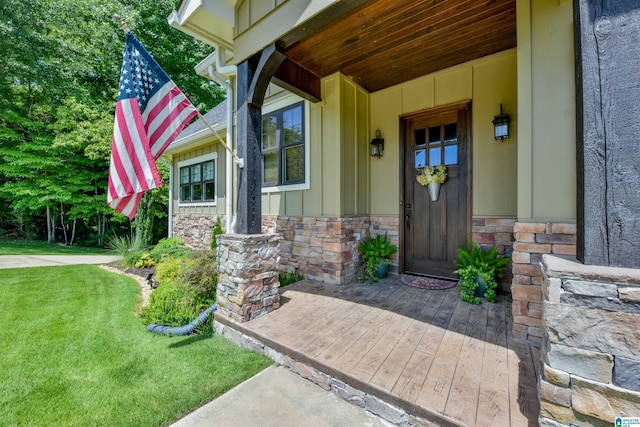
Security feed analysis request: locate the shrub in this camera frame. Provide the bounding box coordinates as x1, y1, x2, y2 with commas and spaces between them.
139, 281, 212, 327
182, 250, 218, 299
210, 217, 225, 251
134, 253, 155, 268
106, 233, 147, 267
154, 256, 193, 285
141, 250, 218, 328
150, 237, 192, 263
279, 271, 303, 287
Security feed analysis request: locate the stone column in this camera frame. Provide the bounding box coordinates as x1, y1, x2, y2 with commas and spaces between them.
216, 234, 280, 322
539, 255, 640, 426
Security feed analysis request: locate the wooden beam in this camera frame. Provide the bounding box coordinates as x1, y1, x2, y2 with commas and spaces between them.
575, 0, 640, 268
278, 0, 371, 48
236, 43, 286, 235
273, 58, 322, 103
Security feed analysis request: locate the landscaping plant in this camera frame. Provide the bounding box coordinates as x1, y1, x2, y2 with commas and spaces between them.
210, 216, 225, 250
140, 250, 217, 328
149, 237, 193, 262
453, 242, 510, 304
279, 271, 304, 287
357, 233, 397, 282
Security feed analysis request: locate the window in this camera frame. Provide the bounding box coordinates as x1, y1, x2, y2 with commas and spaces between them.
179, 156, 216, 204
261, 101, 305, 187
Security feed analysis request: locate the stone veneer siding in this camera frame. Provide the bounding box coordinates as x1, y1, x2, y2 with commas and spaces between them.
472, 218, 516, 292
172, 214, 226, 250
511, 222, 576, 344
274, 216, 401, 285
539, 255, 640, 426
275, 216, 370, 285
216, 234, 280, 322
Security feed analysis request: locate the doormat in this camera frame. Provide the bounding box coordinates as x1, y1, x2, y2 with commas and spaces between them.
400, 274, 457, 290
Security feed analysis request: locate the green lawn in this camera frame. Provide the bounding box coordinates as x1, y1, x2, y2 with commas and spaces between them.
0, 239, 111, 255
0, 265, 272, 427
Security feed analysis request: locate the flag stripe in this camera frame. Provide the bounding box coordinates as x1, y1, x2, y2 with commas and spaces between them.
143, 84, 197, 158
110, 100, 159, 197
150, 99, 197, 158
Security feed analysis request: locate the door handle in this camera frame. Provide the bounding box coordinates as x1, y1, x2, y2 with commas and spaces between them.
404, 203, 411, 230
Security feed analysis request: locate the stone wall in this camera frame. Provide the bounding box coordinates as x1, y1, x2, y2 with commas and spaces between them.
276, 216, 370, 284
539, 255, 640, 426
216, 234, 281, 322
511, 222, 576, 343
172, 214, 226, 250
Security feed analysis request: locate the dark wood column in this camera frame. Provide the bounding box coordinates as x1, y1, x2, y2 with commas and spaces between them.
235, 44, 285, 235
575, 1, 640, 268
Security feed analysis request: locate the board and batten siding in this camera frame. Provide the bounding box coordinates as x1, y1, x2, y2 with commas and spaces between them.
370, 49, 519, 219
517, 0, 576, 222
172, 144, 226, 216
262, 73, 369, 218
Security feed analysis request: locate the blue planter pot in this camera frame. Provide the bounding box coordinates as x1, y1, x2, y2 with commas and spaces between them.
376, 263, 388, 279
475, 275, 487, 298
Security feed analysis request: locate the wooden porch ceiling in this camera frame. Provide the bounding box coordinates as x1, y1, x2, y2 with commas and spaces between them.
278, 0, 517, 94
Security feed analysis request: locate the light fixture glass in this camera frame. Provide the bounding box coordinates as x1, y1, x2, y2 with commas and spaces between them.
370, 130, 384, 158
492, 104, 511, 141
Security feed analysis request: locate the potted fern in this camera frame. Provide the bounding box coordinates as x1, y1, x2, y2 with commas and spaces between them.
453, 242, 510, 304
357, 233, 397, 282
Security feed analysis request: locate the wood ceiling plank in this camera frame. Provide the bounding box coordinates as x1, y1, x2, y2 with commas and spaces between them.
343, 11, 516, 91
280, 0, 516, 92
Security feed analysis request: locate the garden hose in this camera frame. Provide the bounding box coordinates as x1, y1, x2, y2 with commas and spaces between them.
146, 304, 217, 336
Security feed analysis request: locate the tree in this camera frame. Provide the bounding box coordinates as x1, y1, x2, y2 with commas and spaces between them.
0, 0, 225, 243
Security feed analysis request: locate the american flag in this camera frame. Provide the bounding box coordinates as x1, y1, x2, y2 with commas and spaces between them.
108, 32, 197, 219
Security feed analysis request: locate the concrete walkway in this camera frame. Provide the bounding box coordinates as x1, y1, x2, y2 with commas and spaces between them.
0, 254, 121, 269
170, 365, 391, 427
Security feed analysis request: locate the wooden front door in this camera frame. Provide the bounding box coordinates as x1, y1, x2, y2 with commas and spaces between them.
401, 102, 471, 278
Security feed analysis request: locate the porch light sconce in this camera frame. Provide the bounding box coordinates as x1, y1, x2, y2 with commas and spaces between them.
492, 104, 511, 141
370, 130, 384, 158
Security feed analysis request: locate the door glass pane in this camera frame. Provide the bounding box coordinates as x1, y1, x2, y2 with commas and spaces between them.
202, 161, 215, 180
415, 149, 426, 169
180, 185, 190, 202
283, 105, 302, 145
283, 145, 304, 183
179, 167, 189, 184
444, 123, 457, 142
190, 164, 201, 182
192, 183, 202, 201
429, 147, 441, 166
204, 182, 215, 200
263, 152, 278, 184
444, 144, 457, 165
428, 126, 440, 144
262, 116, 277, 150
414, 128, 426, 146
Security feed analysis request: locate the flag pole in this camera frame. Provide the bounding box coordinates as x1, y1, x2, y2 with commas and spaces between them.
195, 112, 245, 168
112, 14, 130, 33
111, 13, 244, 168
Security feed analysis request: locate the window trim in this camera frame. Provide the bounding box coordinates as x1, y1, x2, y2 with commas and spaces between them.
261, 97, 310, 193
177, 152, 218, 207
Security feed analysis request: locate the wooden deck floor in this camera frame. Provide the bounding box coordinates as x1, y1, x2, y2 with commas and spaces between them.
216, 276, 540, 426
